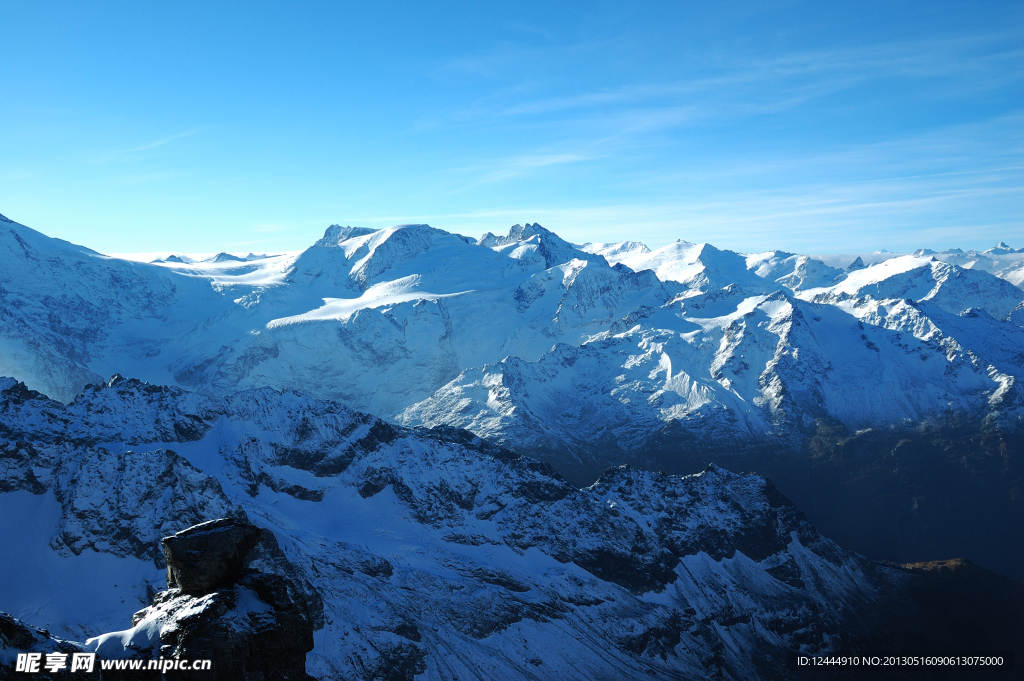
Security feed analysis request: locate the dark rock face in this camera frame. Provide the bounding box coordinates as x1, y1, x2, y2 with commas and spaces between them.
128, 520, 314, 680
0, 613, 85, 681
0, 613, 50, 652
0, 519, 314, 681
895, 558, 1024, 654
133, 572, 315, 681
162, 519, 264, 594
3, 377, 1021, 680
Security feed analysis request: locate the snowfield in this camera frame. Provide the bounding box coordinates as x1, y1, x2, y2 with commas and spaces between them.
0, 213, 1020, 471
0, 377, 918, 680
1, 211, 1022, 678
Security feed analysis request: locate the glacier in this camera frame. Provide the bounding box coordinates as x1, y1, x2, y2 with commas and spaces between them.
0, 211, 1022, 577
1, 208, 1023, 678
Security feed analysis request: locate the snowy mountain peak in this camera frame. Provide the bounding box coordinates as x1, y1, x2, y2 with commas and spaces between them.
313, 224, 379, 248
483, 222, 575, 249
985, 241, 1020, 255
480, 222, 597, 269
1, 215, 1023, 677
578, 240, 651, 260
0, 376, 990, 679
844, 256, 866, 273
210, 252, 247, 263
479, 222, 551, 247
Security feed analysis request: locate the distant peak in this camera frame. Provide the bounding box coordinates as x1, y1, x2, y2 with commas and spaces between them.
506, 223, 547, 242
478, 222, 597, 268
982, 241, 1020, 255
314, 224, 378, 247
845, 256, 865, 273
481, 222, 554, 247
0, 212, 13, 223
211, 252, 247, 263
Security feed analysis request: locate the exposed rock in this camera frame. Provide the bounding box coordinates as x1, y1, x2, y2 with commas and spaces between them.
126, 571, 315, 681
0, 522, 316, 680
313, 224, 377, 247
162, 519, 263, 595
84, 520, 315, 680
895, 558, 1024, 653
3, 379, 1022, 680
0, 613, 85, 681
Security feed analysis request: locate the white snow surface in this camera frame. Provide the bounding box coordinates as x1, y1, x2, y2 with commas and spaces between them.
0, 377, 905, 679
0, 212, 1021, 467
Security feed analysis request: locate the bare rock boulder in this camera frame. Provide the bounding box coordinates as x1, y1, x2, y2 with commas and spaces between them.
162, 519, 263, 594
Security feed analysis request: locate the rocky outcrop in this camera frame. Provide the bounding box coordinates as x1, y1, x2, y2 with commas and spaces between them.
112, 519, 314, 681
0, 614, 86, 681
313, 224, 377, 247
127, 576, 314, 681
3, 378, 1022, 680
0, 518, 314, 681
162, 519, 264, 594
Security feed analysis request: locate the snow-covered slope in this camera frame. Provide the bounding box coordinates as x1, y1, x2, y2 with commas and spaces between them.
0, 215, 682, 417
398, 257, 1023, 464
2, 207, 1023, 676
0, 376, 965, 680
2, 213, 1020, 432
0, 211, 1021, 491
1, 212, 1022, 512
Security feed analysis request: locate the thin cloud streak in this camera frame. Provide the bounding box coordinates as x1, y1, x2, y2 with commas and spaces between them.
442, 30, 1023, 134
118, 129, 198, 154
451, 152, 592, 189
345, 173, 1021, 254
87, 129, 200, 165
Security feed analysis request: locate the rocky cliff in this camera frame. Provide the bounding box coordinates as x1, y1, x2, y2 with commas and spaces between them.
1, 377, 1021, 680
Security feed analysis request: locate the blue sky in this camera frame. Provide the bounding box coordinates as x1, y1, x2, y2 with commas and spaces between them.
1, 1, 1021, 255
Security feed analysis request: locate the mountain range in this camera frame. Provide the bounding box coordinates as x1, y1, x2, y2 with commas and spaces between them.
1, 376, 1021, 680
0, 210, 1022, 678
0, 212, 1021, 576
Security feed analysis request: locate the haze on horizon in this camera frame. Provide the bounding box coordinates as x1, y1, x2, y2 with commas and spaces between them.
1, 0, 1021, 256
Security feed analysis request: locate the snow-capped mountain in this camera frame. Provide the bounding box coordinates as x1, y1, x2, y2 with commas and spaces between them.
2, 212, 1020, 436
2, 377, 1019, 680
0, 211, 1022, 577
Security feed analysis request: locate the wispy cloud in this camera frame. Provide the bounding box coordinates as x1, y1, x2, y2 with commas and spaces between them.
435, 30, 1024, 137
399, 27, 1023, 219
108, 171, 177, 186
117, 129, 198, 155
345, 142, 1022, 254
251, 223, 288, 234
354, 103, 1023, 253
455, 152, 591, 188
88, 129, 200, 164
